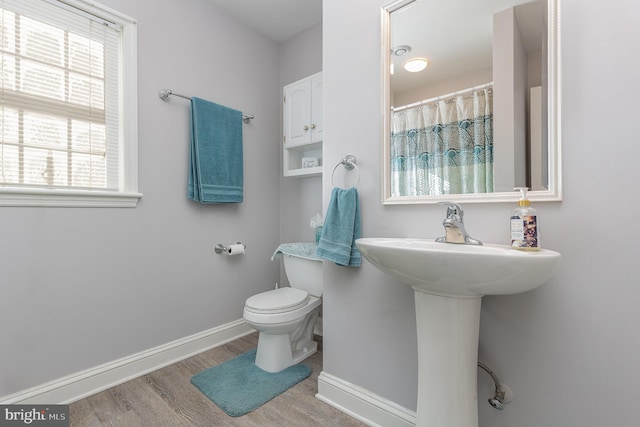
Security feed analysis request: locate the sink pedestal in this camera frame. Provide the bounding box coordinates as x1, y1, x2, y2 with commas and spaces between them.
414, 290, 482, 427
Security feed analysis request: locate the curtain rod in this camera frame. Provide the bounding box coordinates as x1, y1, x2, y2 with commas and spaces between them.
158, 89, 254, 123
391, 82, 493, 113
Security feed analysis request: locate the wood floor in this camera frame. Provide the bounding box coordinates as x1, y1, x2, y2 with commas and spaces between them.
69, 333, 365, 426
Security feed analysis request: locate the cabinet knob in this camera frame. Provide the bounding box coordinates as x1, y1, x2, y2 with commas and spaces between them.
303, 125, 309, 131
310, 123, 316, 129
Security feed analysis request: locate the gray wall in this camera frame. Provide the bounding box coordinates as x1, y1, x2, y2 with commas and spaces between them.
0, 0, 281, 396
279, 24, 323, 247
278, 24, 323, 285
323, 0, 640, 426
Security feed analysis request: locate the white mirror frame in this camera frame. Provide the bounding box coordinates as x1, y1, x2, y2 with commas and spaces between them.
381, 0, 561, 204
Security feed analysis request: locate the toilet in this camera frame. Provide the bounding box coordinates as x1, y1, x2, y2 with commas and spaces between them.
243, 243, 323, 373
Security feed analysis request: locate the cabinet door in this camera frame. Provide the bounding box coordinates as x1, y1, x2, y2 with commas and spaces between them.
284, 79, 311, 147
310, 74, 322, 143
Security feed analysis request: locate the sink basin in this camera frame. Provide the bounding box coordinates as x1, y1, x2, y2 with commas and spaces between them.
355, 237, 561, 427
356, 237, 561, 297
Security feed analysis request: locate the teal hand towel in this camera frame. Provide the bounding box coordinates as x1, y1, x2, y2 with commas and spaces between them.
317, 187, 361, 267
272, 243, 321, 261
189, 97, 243, 203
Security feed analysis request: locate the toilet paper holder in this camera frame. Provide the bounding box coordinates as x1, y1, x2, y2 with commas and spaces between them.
215, 242, 246, 255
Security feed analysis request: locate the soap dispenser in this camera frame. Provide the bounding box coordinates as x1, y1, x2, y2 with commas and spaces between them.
510, 187, 540, 251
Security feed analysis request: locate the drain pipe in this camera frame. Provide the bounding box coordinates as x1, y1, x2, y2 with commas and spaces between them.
478, 362, 508, 410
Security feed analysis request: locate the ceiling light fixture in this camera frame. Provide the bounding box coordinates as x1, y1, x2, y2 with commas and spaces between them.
404, 58, 429, 73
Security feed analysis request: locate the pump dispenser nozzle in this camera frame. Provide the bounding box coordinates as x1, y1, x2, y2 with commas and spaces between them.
514, 187, 531, 207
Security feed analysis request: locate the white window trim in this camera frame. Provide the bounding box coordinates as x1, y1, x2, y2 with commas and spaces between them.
0, 0, 142, 208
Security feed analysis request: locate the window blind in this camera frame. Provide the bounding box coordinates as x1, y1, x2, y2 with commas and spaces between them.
0, 0, 121, 191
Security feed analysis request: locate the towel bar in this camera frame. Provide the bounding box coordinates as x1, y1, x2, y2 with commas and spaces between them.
331, 155, 360, 188
158, 89, 254, 123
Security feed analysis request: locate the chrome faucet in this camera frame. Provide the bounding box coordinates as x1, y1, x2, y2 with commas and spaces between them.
435, 202, 483, 245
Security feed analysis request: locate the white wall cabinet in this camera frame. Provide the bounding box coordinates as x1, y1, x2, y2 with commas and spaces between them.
283, 72, 322, 177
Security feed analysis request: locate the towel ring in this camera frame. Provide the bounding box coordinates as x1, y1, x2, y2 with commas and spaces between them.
331, 155, 360, 188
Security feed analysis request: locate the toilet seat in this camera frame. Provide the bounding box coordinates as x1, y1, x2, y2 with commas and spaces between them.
245, 287, 309, 314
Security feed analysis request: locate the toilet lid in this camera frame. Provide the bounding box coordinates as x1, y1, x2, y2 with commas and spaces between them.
245, 287, 309, 314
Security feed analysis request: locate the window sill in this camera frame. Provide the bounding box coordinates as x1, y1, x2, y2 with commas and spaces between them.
0, 188, 143, 207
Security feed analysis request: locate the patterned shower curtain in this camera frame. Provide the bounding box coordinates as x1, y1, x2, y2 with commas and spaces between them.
390, 85, 494, 196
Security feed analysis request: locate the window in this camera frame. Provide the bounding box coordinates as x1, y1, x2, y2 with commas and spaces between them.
0, 0, 140, 207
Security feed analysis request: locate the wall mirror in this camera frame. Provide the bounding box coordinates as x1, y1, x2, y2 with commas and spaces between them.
381, 0, 561, 204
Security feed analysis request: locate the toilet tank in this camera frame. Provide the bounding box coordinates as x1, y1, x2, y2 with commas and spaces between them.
273, 243, 324, 297
283, 254, 323, 297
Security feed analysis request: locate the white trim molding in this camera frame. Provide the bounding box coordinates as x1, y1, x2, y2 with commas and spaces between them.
0, 188, 143, 207
316, 371, 417, 427
0, 319, 254, 404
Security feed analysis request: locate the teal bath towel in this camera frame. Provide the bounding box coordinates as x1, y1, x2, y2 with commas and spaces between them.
189, 97, 243, 203
317, 187, 361, 267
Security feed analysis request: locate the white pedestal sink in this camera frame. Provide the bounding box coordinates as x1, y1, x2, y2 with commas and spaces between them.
356, 238, 561, 427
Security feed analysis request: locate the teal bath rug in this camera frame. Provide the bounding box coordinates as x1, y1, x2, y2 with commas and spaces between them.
191, 348, 312, 417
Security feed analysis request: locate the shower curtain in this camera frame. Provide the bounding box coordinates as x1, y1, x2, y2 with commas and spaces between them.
390, 85, 494, 196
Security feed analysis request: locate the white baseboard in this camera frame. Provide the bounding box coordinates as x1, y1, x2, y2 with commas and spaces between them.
316, 371, 417, 427
0, 319, 254, 405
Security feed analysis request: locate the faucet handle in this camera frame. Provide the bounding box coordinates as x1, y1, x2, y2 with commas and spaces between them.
438, 201, 464, 220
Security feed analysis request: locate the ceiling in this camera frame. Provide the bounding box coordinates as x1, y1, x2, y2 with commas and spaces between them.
204, 0, 322, 43
202, 0, 543, 97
